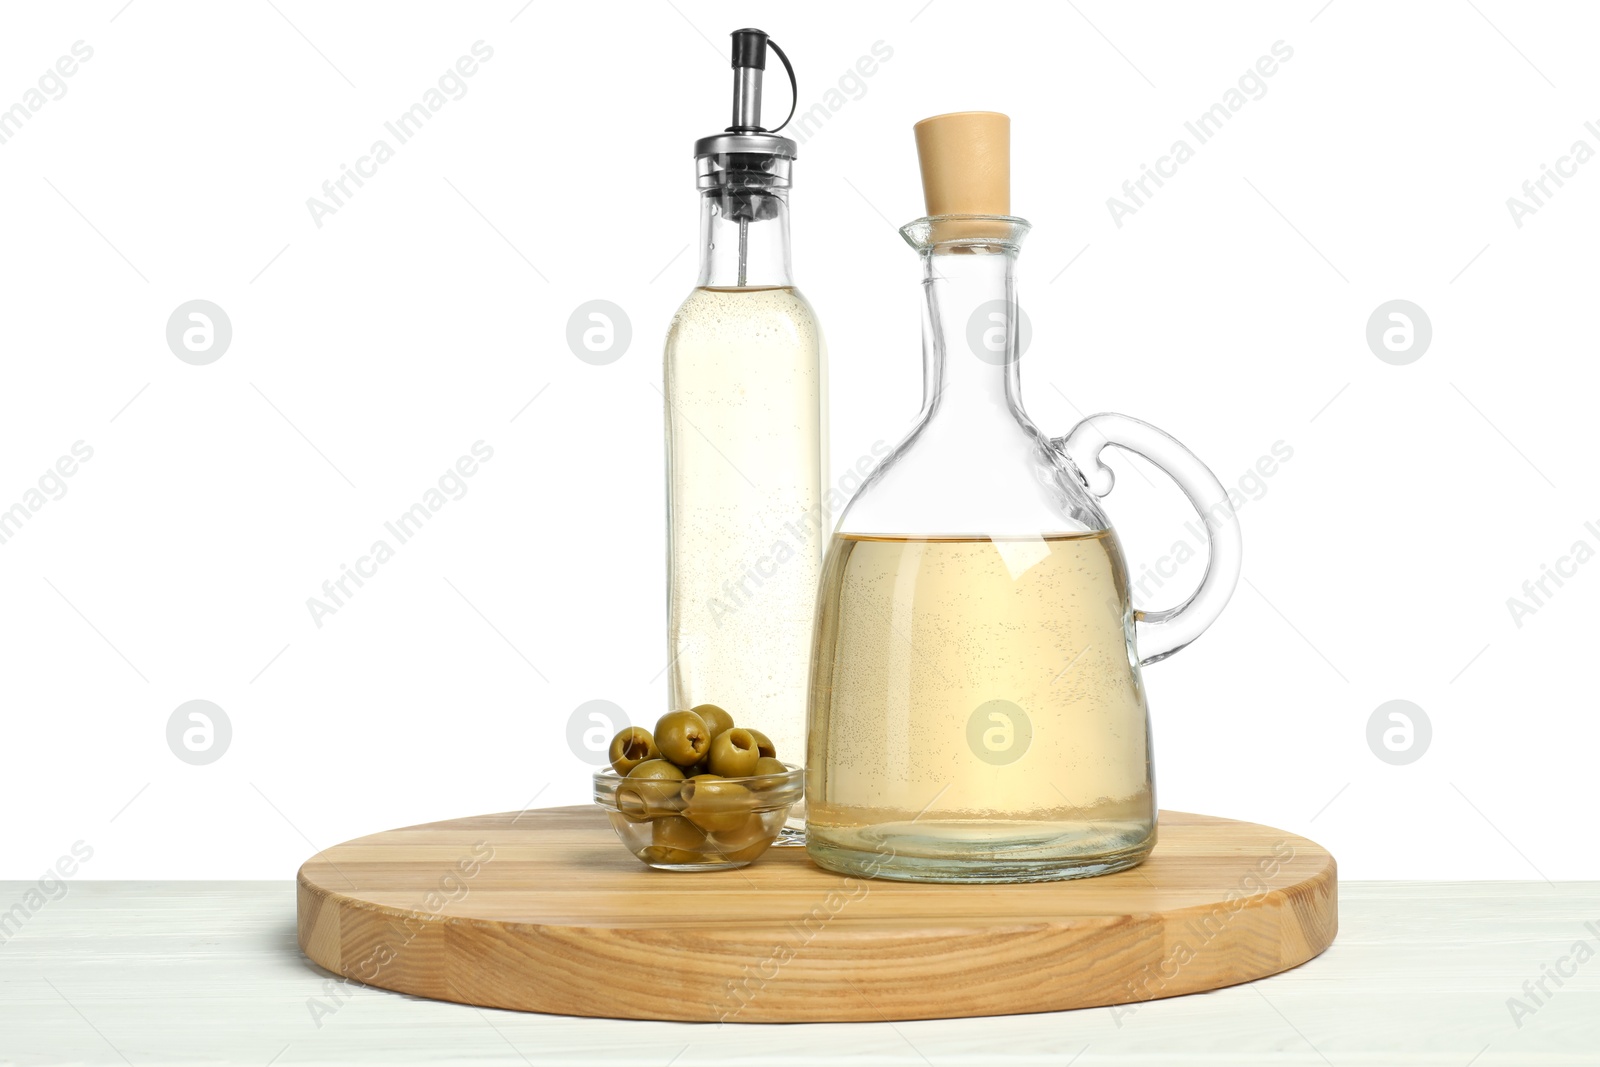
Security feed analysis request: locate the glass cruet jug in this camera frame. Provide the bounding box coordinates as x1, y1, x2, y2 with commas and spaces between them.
804, 112, 1242, 883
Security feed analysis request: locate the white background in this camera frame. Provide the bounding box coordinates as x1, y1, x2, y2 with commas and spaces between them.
1, 0, 1594, 880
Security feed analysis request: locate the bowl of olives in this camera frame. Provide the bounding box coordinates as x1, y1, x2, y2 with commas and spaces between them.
593, 704, 802, 871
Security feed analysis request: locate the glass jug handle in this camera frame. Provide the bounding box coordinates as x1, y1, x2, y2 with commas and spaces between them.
1055, 413, 1242, 666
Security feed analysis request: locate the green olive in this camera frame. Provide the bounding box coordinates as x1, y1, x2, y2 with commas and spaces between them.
608, 809, 648, 830
715, 838, 773, 864
744, 728, 777, 760
691, 703, 735, 739
681, 776, 752, 833
654, 710, 712, 767
608, 726, 660, 775
707, 728, 759, 778
617, 759, 684, 817
748, 756, 787, 790
708, 812, 772, 852
652, 815, 708, 852
614, 788, 649, 820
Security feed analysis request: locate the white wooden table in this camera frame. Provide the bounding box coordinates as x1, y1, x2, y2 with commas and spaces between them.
0, 882, 1595, 1065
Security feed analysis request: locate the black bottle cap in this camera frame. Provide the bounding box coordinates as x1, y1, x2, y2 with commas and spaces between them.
731, 28, 768, 70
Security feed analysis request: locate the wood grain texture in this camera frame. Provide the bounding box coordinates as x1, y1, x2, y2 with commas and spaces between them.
295, 806, 1336, 1023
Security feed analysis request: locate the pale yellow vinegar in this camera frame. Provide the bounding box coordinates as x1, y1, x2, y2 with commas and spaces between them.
805, 531, 1156, 881
664, 286, 826, 778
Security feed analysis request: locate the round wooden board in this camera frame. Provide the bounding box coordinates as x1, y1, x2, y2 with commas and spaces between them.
297, 807, 1337, 1023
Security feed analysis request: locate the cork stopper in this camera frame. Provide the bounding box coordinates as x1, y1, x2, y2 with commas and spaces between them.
913, 111, 1010, 217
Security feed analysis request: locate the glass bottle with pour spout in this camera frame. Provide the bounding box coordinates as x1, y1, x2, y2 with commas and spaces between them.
805, 113, 1242, 882
663, 29, 825, 832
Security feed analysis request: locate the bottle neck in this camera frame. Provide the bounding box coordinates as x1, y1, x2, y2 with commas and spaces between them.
697, 188, 793, 288
920, 247, 1024, 425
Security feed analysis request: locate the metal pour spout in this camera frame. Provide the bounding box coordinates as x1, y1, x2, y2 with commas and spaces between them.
729, 29, 772, 284
730, 28, 769, 133
692, 28, 797, 289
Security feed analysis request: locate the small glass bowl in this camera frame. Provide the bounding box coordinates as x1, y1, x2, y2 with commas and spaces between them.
593, 763, 803, 871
